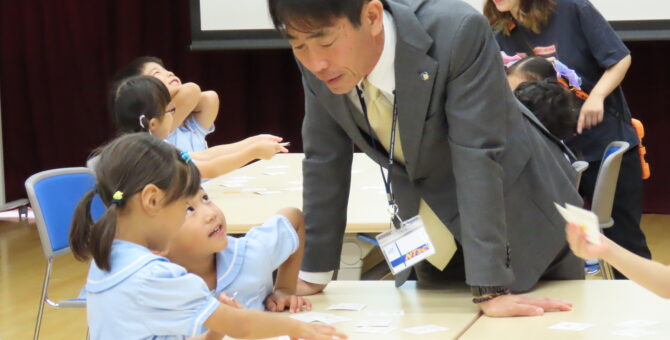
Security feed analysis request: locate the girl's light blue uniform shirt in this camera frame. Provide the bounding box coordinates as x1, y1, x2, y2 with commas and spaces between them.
85, 240, 220, 339
165, 116, 214, 153
214, 214, 299, 310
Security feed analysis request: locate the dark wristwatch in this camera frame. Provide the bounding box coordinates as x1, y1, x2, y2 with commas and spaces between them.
470, 285, 509, 297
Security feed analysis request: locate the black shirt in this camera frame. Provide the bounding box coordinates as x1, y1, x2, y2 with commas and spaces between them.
496, 0, 638, 162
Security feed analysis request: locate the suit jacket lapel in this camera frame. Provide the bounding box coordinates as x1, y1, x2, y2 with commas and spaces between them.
387, 0, 437, 179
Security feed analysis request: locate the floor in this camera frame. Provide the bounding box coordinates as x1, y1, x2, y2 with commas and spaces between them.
1, 215, 668, 339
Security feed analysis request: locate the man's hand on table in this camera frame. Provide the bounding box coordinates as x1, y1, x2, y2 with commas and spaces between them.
478, 294, 573, 317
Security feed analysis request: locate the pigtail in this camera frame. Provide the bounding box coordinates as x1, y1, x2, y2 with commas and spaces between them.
69, 190, 97, 262
89, 205, 119, 271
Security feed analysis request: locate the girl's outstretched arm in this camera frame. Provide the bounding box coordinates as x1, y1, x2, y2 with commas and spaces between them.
566, 223, 670, 298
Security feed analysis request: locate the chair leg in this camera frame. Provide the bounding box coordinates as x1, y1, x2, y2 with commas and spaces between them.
600, 259, 615, 280
33, 258, 53, 340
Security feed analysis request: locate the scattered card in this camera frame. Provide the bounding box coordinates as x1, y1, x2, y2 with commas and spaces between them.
220, 183, 244, 188
554, 202, 601, 245
290, 312, 351, 325
241, 187, 267, 192
328, 303, 366, 311
615, 320, 659, 328
611, 329, 656, 338
355, 326, 396, 334
403, 325, 449, 334
357, 319, 392, 327
279, 142, 290, 147
255, 190, 282, 195
264, 171, 288, 176
283, 186, 303, 192
367, 309, 404, 317
548, 322, 594, 331
265, 165, 289, 169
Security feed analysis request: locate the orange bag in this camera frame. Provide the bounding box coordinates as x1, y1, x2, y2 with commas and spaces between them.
631, 118, 650, 179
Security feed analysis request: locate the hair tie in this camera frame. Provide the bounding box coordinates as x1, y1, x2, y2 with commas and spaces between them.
180, 150, 192, 164
139, 114, 146, 129
111, 191, 124, 206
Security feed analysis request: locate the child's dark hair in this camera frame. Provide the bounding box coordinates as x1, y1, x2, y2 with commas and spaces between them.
112, 75, 171, 133
506, 56, 556, 81
111, 56, 164, 84
70, 133, 200, 271
514, 79, 579, 139
108, 56, 165, 116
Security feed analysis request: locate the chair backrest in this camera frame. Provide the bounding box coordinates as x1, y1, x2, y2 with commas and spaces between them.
591, 141, 630, 228
25, 167, 105, 259
571, 161, 589, 190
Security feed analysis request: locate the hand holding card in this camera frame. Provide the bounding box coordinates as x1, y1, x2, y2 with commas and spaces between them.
555, 203, 601, 245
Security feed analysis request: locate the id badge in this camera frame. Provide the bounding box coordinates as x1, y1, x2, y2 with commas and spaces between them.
375, 215, 435, 275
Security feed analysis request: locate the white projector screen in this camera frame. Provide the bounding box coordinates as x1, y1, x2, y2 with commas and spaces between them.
190, 0, 670, 50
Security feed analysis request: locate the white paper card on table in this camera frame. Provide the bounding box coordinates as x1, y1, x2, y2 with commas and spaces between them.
611, 329, 657, 338
241, 187, 267, 192
357, 319, 392, 327
283, 186, 303, 192
355, 326, 396, 334
615, 320, 659, 328
367, 309, 404, 317
548, 322, 594, 331
265, 165, 289, 169
376, 215, 436, 275
328, 303, 366, 311
290, 312, 351, 325
403, 325, 449, 334
554, 202, 601, 245
229, 176, 255, 180
264, 171, 288, 176
220, 183, 244, 188
255, 190, 282, 195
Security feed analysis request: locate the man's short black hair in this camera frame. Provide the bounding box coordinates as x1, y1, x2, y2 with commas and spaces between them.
268, 0, 371, 33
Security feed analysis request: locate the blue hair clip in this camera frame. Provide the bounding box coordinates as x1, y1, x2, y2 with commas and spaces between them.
180, 150, 192, 164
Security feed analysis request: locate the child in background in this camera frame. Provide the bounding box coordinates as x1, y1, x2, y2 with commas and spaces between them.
71, 133, 345, 340
111, 56, 217, 152
566, 223, 670, 299
111, 75, 287, 178
505, 57, 580, 140
164, 188, 311, 313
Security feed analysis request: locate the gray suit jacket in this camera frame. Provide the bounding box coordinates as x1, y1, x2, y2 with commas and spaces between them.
299, 0, 583, 292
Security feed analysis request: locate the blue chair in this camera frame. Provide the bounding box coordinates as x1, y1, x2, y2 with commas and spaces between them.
25, 167, 105, 340
582, 141, 630, 279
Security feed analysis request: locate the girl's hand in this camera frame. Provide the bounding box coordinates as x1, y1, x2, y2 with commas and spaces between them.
577, 94, 605, 133
293, 323, 347, 340
565, 222, 610, 259
251, 134, 283, 143
252, 139, 289, 160
265, 289, 312, 313
217, 292, 242, 309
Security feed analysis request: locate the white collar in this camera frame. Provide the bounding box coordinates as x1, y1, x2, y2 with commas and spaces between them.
364, 10, 396, 98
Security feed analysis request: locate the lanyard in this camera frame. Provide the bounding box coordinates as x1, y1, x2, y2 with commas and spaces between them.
356, 84, 403, 229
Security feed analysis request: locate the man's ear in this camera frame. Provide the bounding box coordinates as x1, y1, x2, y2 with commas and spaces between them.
139, 184, 165, 216
364, 0, 385, 36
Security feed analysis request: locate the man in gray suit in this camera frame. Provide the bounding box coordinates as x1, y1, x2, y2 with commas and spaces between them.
268, 0, 584, 317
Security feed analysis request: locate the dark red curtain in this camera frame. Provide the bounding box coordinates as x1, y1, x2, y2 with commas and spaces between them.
1, 1, 668, 213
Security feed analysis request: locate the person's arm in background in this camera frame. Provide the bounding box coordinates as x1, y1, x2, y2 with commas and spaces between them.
190, 141, 288, 178
444, 13, 571, 317
192, 90, 220, 131
575, 0, 632, 133
191, 135, 285, 160
566, 223, 670, 298
296, 76, 354, 296
169, 82, 202, 132
578, 55, 631, 133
